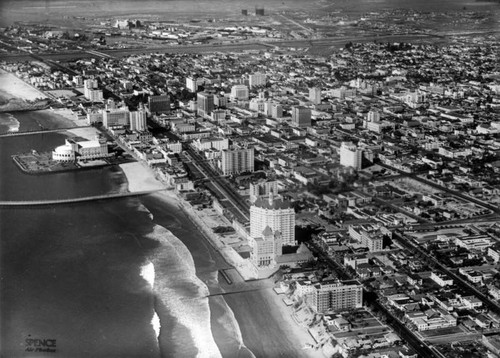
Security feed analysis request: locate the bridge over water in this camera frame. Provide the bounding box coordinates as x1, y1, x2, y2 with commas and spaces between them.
0, 126, 92, 138
0, 190, 164, 207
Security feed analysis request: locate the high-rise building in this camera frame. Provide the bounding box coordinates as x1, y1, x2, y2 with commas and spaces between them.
291, 106, 311, 128
85, 89, 103, 102
219, 146, 254, 175
83, 79, 102, 102
250, 193, 295, 246
214, 94, 227, 108
312, 280, 363, 313
251, 226, 283, 268
186, 77, 198, 92
129, 108, 147, 132
249, 99, 266, 114
197, 92, 214, 117
73, 75, 83, 86
249, 179, 278, 202
249, 73, 266, 88
230, 84, 249, 101
103, 108, 130, 128
367, 110, 380, 123
148, 95, 170, 114
309, 87, 321, 105
340, 142, 362, 170
270, 103, 283, 119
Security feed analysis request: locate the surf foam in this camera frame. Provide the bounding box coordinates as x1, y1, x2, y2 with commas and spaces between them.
146, 224, 222, 358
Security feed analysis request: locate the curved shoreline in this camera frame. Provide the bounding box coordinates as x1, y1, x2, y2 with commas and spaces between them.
120, 161, 328, 358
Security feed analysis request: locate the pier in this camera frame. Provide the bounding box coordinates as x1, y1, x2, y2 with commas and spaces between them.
0, 126, 92, 138
0, 190, 164, 207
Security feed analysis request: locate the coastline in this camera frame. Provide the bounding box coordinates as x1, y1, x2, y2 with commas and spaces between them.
0, 69, 48, 102
119, 160, 329, 358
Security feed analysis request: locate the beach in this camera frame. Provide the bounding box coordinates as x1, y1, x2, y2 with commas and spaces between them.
0, 69, 47, 102
119, 160, 329, 358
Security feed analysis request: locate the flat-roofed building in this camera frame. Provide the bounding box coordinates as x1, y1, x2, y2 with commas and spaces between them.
312, 280, 363, 313
220, 146, 254, 176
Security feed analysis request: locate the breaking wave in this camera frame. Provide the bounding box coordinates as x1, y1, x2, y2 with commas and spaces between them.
145, 224, 222, 358
0, 113, 20, 133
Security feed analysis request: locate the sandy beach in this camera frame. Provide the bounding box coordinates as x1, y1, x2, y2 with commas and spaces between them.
66, 126, 102, 141
118, 161, 330, 358
0, 69, 47, 101
119, 161, 166, 193
225, 287, 328, 358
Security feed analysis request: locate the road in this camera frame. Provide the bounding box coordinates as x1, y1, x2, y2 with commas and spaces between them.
306, 240, 439, 357
0, 32, 445, 63
377, 162, 499, 214
184, 146, 250, 223
393, 231, 500, 316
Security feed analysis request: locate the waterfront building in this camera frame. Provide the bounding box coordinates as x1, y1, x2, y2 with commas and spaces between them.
197, 92, 214, 117
312, 280, 363, 313
291, 106, 311, 128
52, 137, 109, 162
148, 94, 170, 114
309, 86, 321, 105
129, 108, 147, 132
219, 146, 254, 175
340, 142, 362, 170
249, 72, 266, 88
250, 193, 295, 246
230, 85, 249, 101
250, 226, 283, 268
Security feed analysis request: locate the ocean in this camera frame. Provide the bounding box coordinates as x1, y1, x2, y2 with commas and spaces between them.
0, 111, 252, 357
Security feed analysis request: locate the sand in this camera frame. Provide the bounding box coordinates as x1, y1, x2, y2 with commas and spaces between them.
119, 162, 165, 193
119, 160, 328, 357
0, 69, 47, 101
225, 287, 328, 358
66, 126, 101, 141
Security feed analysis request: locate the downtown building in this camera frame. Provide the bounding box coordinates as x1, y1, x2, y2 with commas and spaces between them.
230, 84, 249, 101
250, 194, 295, 247
340, 141, 362, 170
248, 72, 266, 88
219, 146, 254, 176
148, 94, 170, 114
197, 92, 214, 118
103, 107, 130, 128
83, 78, 103, 102
129, 107, 147, 132
309, 86, 321, 105
291, 106, 311, 128
312, 280, 363, 313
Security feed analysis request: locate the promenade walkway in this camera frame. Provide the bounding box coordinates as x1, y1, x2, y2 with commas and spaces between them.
0, 190, 164, 207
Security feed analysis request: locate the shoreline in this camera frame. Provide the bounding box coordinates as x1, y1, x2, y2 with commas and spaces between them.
0, 69, 48, 102
119, 160, 329, 358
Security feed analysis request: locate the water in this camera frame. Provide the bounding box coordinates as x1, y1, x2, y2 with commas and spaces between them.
0, 112, 251, 357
